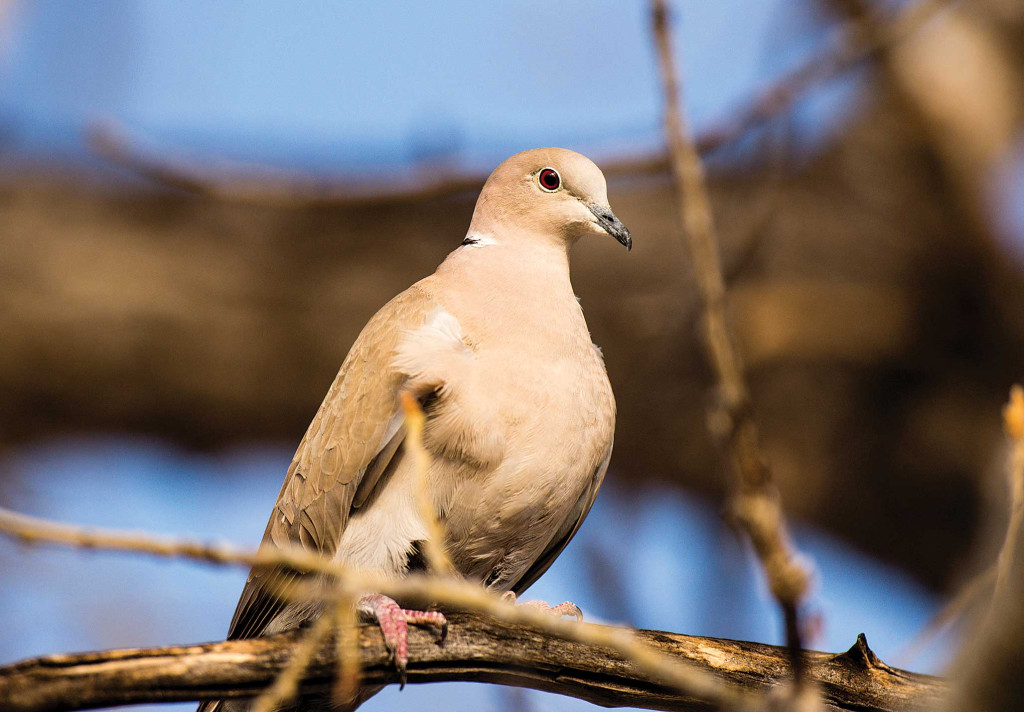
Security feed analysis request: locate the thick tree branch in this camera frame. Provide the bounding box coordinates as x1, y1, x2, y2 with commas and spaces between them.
0, 506, 736, 708
0, 613, 944, 712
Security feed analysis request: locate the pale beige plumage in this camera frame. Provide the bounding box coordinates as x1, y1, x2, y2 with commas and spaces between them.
203, 148, 629, 711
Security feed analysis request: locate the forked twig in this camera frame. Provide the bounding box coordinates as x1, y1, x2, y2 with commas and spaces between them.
650, 0, 813, 689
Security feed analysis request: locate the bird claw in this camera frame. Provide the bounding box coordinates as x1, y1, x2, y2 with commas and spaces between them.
502, 591, 584, 622
356, 593, 448, 689
522, 599, 584, 621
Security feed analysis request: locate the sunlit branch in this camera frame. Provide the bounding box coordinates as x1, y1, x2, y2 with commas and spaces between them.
0, 613, 944, 712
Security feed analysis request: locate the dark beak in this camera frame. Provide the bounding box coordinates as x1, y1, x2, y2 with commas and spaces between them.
589, 204, 632, 251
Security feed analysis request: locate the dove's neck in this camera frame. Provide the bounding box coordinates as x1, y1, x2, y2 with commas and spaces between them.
445, 227, 572, 288
434, 228, 583, 342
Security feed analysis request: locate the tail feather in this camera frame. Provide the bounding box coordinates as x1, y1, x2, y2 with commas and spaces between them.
195, 681, 382, 712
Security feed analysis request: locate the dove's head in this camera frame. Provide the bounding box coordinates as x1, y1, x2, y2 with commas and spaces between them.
467, 148, 631, 251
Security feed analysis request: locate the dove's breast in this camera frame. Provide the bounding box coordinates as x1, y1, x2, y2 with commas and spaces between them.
438, 301, 616, 591
336, 243, 616, 590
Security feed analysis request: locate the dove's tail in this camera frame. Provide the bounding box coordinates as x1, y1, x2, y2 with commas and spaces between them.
196, 685, 382, 712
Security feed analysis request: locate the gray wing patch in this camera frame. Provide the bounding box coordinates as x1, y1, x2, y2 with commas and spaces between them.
353, 414, 406, 509
227, 561, 300, 641
226, 416, 408, 642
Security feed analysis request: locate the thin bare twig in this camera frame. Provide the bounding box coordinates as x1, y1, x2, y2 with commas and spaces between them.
332, 592, 361, 707
896, 564, 995, 666
0, 505, 743, 710
0, 505, 334, 577
935, 388, 1024, 712
897, 386, 1024, 664
400, 391, 454, 575
994, 385, 1024, 602
649, 0, 813, 688
251, 606, 339, 712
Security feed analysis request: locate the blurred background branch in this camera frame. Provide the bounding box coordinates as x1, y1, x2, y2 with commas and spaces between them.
0, 0, 1019, 596
3, 1, 1024, 709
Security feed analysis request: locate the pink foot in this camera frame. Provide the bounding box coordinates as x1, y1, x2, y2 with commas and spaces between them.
502, 591, 583, 621
357, 593, 447, 687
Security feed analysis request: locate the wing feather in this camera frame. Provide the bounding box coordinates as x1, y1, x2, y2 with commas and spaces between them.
225, 285, 435, 641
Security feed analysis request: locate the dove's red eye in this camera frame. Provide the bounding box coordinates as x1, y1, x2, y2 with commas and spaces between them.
538, 168, 561, 192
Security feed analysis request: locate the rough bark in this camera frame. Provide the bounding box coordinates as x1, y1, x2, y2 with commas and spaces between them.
0, 612, 943, 712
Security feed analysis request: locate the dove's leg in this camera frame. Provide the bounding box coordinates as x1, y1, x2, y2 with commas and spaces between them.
357, 593, 447, 684
501, 591, 583, 621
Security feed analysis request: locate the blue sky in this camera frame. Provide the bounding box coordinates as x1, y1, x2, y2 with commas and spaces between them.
0, 0, 841, 171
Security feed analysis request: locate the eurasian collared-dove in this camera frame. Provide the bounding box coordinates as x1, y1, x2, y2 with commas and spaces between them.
201, 148, 631, 711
